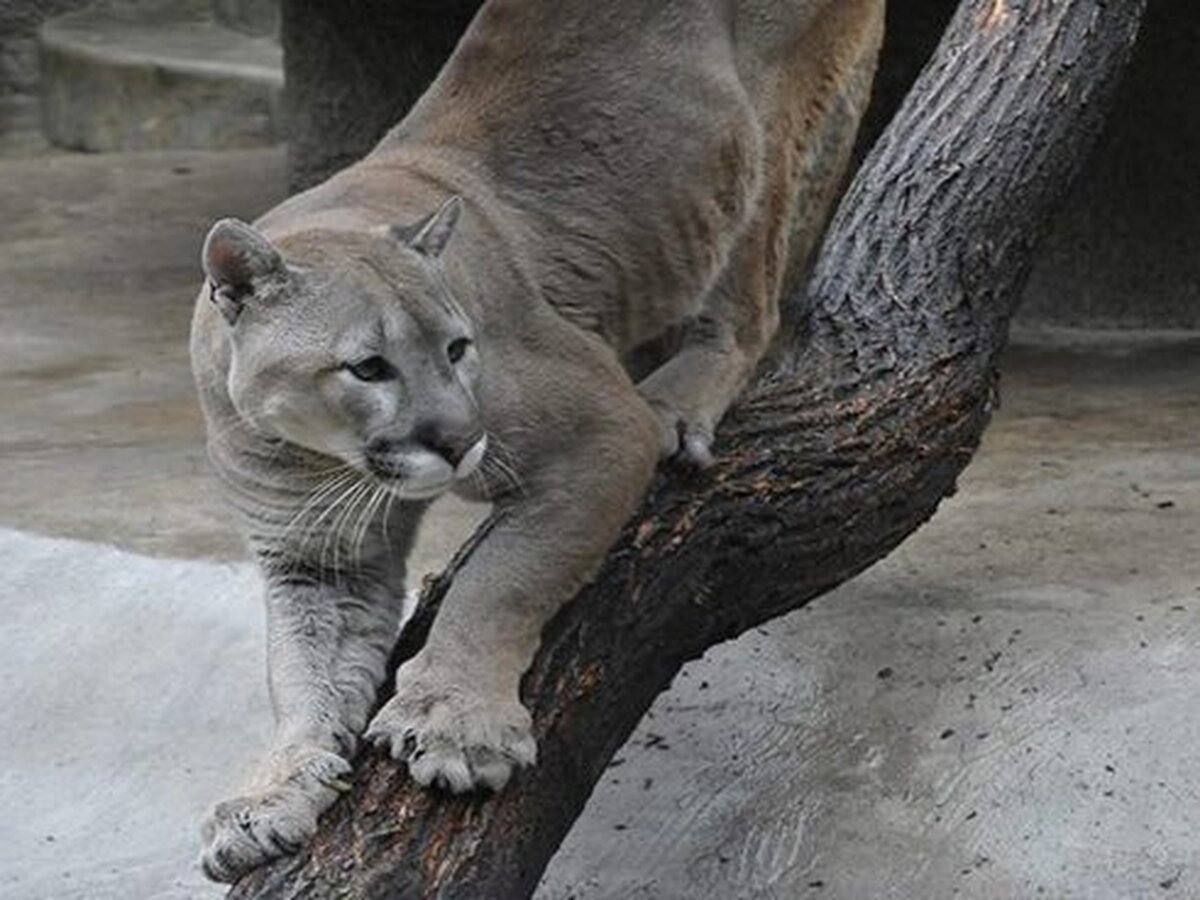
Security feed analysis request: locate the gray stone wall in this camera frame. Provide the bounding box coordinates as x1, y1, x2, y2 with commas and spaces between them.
0, 0, 93, 101
1020, 0, 1200, 328
861, 0, 1199, 328
211, 0, 277, 37
282, 0, 482, 190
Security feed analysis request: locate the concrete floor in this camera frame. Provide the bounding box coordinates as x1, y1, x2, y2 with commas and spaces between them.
1, 139, 1198, 899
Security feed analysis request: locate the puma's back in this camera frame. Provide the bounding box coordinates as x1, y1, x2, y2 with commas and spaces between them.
372, 0, 884, 351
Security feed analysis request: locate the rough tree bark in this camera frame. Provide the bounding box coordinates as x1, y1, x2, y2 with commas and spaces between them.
235, 0, 1146, 896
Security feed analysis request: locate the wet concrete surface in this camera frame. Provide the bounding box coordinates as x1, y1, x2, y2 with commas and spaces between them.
0, 141, 283, 560
1, 142, 1198, 899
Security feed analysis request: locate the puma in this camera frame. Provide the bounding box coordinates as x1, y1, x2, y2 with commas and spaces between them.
192, 0, 884, 881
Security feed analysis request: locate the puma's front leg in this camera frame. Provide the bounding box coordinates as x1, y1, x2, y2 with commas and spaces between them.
367, 387, 661, 792
201, 577, 405, 882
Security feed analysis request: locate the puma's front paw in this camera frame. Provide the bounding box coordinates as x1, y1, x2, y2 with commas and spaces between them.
366, 665, 536, 793
199, 747, 350, 883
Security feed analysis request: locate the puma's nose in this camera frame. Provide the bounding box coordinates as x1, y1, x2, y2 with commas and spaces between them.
412, 422, 481, 468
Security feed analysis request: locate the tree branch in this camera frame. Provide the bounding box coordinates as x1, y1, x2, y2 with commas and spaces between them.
233, 0, 1145, 896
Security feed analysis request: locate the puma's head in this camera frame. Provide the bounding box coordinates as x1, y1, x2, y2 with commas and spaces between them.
201, 196, 486, 499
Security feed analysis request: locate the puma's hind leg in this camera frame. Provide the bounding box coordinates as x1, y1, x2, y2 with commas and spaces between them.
638, 0, 884, 466
637, 220, 780, 467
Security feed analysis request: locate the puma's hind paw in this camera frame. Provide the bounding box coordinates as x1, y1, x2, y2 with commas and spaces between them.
199, 747, 351, 883
636, 373, 719, 468
643, 400, 716, 468
366, 669, 536, 793
669, 418, 715, 468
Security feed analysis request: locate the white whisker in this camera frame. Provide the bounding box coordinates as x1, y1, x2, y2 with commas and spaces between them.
380, 482, 399, 547
319, 478, 371, 581
285, 468, 359, 551
480, 432, 525, 494
351, 482, 387, 572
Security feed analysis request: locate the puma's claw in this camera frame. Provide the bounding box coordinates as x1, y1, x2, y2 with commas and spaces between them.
654, 411, 715, 469
676, 422, 715, 468
366, 668, 536, 793
199, 747, 350, 882
638, 385, 717, 469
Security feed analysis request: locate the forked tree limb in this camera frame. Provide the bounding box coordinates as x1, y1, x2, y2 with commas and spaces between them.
233, 1, 1146, 896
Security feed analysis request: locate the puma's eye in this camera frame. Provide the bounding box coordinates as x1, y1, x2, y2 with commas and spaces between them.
447, 337, 472, 364
344, 355, 396, 382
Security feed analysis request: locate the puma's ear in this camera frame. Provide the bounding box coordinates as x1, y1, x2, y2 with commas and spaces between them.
201, 218, 284, 324
389, 196, 462, 258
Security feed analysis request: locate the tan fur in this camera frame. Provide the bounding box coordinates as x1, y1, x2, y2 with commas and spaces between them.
193, 0, 884, 881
